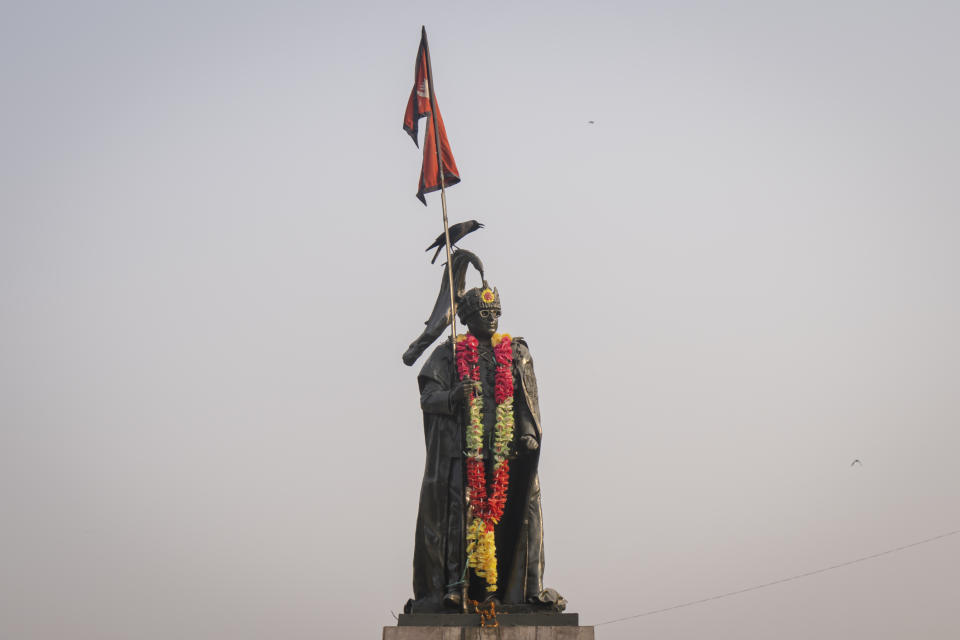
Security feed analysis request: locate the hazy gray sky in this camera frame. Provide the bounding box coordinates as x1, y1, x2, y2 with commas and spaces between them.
2, 1, 958, 638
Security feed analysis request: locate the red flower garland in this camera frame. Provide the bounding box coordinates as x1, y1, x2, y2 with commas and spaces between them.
456, 332, 515, 591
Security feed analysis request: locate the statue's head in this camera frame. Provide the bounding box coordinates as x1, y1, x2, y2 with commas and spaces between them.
458, 283, 501, 339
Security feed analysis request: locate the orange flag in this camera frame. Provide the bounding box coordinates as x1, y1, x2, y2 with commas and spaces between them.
403, 29, 460, 205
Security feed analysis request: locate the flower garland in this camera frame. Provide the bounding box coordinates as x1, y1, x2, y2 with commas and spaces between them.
455, 332, 515, 592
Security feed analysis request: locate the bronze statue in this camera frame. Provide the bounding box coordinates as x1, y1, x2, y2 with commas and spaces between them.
406, 283, 563, 613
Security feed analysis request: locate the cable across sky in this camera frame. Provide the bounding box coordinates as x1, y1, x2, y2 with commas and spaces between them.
594, 527, 960, 627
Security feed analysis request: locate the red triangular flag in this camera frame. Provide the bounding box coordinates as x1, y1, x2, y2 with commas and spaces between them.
403, 30, 460, 205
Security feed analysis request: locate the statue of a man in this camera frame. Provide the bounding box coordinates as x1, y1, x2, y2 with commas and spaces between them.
409, 284, 560, 613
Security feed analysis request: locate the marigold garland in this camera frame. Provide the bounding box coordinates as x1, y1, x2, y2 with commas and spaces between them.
456, 332, 515, 592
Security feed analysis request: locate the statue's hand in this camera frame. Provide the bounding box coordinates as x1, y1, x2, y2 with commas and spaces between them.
519, 434, 539, 452
451, 380, 482, 407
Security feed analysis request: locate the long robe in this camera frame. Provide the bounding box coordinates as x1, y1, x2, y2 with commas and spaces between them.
409, 336, 545, 612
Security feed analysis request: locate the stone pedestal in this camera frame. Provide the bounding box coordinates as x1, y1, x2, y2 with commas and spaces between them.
384, 613, 593, 640
384, 626, 593, 640
383, 627, 594, 640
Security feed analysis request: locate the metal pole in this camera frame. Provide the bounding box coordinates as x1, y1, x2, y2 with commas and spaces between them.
421, 26, 458, 360
421, 26, 468, 612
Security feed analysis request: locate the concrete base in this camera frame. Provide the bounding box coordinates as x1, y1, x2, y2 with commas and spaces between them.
384, 626, 594, 639
398, 613, 578, 627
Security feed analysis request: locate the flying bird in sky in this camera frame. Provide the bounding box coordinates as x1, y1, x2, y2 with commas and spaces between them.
426, 220, 484, 264
851, 459, 862, 467
587, 120, 595, 124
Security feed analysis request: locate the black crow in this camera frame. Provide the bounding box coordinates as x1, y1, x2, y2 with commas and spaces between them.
426, 220, 484, 264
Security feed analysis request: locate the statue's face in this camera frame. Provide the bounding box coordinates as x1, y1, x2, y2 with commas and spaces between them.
465, 308, 500, 339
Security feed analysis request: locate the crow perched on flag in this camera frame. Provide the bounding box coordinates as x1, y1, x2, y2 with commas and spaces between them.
426, 220, 484, 264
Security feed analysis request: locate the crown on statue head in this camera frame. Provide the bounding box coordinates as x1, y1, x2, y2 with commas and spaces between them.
457, 282, 501, 322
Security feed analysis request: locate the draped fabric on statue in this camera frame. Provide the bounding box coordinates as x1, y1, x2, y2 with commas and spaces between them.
402, 249, 484, 367
409, 337, 544, 613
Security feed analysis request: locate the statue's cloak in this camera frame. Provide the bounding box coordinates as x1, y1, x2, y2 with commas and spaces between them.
410, 337, 544, 612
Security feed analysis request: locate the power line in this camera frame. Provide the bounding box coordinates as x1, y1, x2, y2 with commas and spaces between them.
594, 527, 960, 627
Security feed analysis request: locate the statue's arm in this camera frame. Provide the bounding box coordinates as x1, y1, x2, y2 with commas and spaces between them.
516, 396, 538, 436
418, 345, 465, 416
420, 378, 459, 416
514, 338, 542, 446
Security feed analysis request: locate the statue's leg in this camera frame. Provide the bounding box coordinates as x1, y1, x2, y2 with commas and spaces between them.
525, 475, 545, 601
443, 457, 464, 606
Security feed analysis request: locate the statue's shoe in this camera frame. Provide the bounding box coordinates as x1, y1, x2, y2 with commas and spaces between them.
529, 588, 567, 612
442, 591, 462, 610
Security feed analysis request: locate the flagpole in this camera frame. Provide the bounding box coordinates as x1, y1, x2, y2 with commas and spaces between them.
421, 27, 458, 360
421, 25, 468, 613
